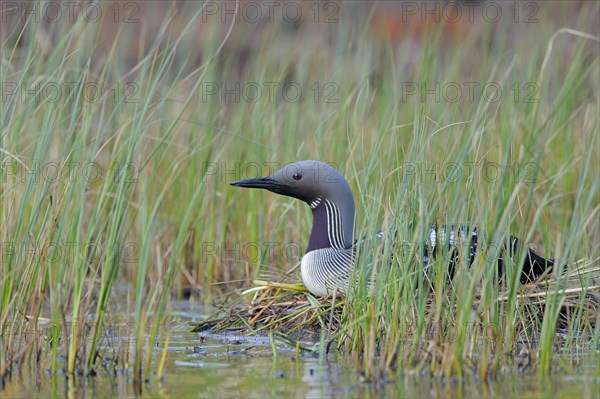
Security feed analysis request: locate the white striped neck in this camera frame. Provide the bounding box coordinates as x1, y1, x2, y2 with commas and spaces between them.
306, 198, 353, 252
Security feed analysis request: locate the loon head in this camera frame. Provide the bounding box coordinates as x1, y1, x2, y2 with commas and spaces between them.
231, 160, 356, 251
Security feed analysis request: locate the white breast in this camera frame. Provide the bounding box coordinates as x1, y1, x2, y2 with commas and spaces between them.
300, 248, 355, 297
301, 251, 329, 296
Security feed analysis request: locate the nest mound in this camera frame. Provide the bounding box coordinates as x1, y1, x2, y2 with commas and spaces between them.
193, 259, 599, 348
193, 282, 343, 343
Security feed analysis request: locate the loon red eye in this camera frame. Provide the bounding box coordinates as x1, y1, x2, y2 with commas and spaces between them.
293, 173, 302, 181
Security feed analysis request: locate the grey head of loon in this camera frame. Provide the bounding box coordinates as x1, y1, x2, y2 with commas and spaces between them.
230, 160, 355, 253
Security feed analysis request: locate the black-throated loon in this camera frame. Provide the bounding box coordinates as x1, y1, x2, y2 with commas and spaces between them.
231, 160, 554, 296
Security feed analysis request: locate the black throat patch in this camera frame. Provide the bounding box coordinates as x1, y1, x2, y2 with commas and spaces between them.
306, 202, 331, 252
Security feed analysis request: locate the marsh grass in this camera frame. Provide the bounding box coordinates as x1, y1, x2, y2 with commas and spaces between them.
0, 0, 598, 386
198, 256, 598, 378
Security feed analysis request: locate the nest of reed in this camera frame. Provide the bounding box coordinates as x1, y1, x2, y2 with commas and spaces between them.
192, 257, 599, 351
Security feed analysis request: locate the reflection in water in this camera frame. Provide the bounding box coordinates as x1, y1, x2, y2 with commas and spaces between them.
2, 325, 598, 398
302, 358, 345, 398
301, 358, 388, 399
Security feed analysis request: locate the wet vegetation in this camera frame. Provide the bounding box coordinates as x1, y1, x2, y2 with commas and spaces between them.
1, 0, 599, 394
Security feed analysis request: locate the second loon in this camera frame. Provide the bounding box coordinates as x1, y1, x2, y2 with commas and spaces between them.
230, 160, 554, 296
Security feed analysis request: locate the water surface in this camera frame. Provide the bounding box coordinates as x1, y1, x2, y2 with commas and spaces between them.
2, 300, 598, 398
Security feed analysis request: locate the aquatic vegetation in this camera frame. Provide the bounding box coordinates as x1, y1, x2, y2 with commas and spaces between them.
0, 1, 598, 391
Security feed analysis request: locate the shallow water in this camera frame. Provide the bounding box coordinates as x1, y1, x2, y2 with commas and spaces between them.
2, 301, 599, 398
